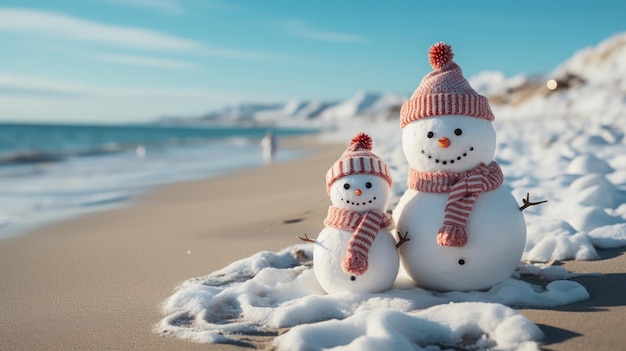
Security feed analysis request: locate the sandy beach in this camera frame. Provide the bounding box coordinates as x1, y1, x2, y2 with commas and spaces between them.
0, 135, 624, 351
0, 136, 342, 351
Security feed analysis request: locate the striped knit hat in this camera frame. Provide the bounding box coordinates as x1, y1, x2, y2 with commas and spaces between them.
400, 42, 495, 128
326, 133, 392, 194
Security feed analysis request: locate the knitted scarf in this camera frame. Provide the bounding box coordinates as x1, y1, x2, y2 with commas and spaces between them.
324, 206, 394, 276
407, 162, 503, 247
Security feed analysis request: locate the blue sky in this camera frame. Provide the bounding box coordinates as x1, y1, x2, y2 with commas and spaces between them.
1, 0, 624, 123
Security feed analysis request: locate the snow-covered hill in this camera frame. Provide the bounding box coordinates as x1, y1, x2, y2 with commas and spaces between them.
471, 32, 626, 124
552, 32, 626, 89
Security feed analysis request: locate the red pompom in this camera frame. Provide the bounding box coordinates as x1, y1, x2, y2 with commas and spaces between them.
428, 42, 454, 70
351, 132, 372, 151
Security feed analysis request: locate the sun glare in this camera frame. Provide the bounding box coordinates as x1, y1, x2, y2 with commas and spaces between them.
546, 79, 558, 90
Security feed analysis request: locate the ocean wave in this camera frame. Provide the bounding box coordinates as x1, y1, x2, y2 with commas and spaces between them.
0, 151, 65, 165
79, 192, 130, 207
0, 144, 127, 166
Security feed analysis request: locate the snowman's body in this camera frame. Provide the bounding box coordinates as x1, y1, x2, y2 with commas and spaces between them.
395, 115, 526, 291
314, 225, 398, 294
395, 187, 525, 291
313, 172, 399, 294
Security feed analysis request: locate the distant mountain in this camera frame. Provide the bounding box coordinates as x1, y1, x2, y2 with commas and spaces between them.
318, 91, 406, 121
164, 91, 407, 127
202, 103, 284, 123
253, 99, 341, 125
159, 32, 625, 127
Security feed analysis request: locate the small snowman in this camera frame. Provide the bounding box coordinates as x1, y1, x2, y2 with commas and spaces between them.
394, 42, 544, 292
302, 133, 404, 294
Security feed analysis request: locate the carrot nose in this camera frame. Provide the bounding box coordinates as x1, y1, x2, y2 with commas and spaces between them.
438, 137, 450, 148
355, 189, 362, 196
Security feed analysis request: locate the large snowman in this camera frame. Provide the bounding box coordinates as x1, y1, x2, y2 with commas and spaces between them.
306, 133, 403, 294
393, 42, 528, 292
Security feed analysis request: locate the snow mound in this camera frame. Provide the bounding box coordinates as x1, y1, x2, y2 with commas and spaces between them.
524, 219, 598, 262
587, 223, 626, 249
566, 154, 614, 175
563, 206, 623, 233
155, 244, 587, 349
274, 302, 544, 351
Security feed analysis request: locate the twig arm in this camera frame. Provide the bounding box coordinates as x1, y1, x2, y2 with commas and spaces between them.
297, 233, 317, 243
519, 193, 548, 211
396, 231, 410, 249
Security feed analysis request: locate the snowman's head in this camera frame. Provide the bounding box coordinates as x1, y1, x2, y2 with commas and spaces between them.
326, 133, 392, 211
329, 174, 390, 212
402, 115, 496, 172
399, 42, 497, 173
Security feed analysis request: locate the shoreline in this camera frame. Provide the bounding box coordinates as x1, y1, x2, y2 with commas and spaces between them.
0, 135, 346, 351
0, 133, 624, 350
0, 133, 316, 241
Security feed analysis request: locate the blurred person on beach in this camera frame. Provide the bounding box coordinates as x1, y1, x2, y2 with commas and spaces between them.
261, 131, 278, 165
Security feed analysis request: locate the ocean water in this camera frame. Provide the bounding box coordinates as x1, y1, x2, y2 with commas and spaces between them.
0, 122, 316, 238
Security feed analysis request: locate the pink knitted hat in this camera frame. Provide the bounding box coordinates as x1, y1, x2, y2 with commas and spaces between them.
400, 42, 495, 128
326, 133, 392, 194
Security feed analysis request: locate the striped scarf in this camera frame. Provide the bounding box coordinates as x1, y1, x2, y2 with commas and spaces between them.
407, 162, 503, 247
324, 206, 394, 276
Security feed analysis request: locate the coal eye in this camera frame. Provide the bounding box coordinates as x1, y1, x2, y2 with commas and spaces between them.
343, 183, 350, 190
454, 128, 463, 136
427, 131, 434, 138
365, 182, 372, 189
